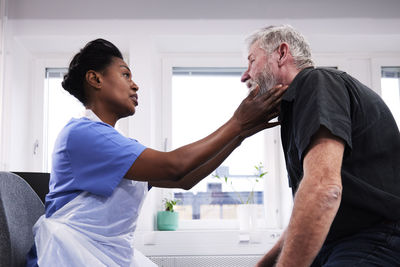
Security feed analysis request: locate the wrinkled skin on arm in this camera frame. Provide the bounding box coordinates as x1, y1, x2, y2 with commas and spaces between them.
256, 126, 344, 267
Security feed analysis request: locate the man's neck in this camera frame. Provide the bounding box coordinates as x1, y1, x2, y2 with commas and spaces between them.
281, 65, 307, 86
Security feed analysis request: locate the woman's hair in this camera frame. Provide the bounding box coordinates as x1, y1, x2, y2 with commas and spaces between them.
62, 38, 123, 105
246, 25, 314, 70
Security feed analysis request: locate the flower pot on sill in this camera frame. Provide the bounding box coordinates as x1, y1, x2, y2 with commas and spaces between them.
157, 211, 179, 231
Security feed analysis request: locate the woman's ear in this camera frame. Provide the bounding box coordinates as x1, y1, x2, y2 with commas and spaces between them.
85, 70, 102, 90
277, 42, 290, 67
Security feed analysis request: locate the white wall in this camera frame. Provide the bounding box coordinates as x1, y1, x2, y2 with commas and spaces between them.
2, 36, 33, 171
0, 0, 7, 170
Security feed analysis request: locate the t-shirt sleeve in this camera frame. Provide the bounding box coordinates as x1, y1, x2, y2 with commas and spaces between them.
66, 120, 147, 196
293, 69, 352, 162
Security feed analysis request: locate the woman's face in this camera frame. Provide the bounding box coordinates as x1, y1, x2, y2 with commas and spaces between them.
98, 57, 139, 119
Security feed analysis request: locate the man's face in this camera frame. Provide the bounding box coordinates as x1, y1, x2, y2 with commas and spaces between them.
241, 40, 277, 95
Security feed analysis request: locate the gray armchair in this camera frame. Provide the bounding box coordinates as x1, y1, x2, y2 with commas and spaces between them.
0, 172, 44, 267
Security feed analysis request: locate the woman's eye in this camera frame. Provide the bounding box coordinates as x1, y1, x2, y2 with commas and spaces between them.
123, 73, 130, 78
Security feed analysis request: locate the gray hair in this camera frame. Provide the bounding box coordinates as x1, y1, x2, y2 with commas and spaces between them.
246, 25, 314, 69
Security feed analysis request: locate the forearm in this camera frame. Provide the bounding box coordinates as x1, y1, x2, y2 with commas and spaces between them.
168, 117, 243, 178
276, 177, 341, 266
127, 117, 242, 182
151, 136, 242, 189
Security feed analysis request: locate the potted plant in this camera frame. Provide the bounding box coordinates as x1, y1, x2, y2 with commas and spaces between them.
157, 198, 180, 231
213, 162, 267, 231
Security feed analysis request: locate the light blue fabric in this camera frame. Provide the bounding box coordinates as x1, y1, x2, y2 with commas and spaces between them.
45, 116, 146, 217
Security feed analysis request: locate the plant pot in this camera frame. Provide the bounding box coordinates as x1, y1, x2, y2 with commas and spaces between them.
157, 211, 179, 231
237, 204, 258, 232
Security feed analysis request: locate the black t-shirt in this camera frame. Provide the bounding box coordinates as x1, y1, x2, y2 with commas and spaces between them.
280, 67, 400, 242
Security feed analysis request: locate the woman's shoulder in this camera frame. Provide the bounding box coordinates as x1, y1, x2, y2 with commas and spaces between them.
65, 117, 140, 149
56, 118, 109, 149
65, 117, 114, 138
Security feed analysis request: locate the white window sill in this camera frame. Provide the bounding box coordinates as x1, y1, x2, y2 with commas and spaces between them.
133, 229, 283, 256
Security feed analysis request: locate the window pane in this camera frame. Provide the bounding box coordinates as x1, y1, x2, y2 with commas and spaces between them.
381, 67, 400, 127
171, 68, 265, 221
45, 68, 84, 172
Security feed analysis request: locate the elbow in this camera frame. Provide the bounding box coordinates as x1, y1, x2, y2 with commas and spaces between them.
318, 184, 342, 210
179, 184, 192, 191
164, 167, 183, 182
163, 158, 186, 182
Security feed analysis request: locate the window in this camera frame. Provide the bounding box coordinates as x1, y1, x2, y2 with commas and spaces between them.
381, 66, 400, 127
44, 68, 84, 172
43, 67, 129, 172
170, 67, 270, 228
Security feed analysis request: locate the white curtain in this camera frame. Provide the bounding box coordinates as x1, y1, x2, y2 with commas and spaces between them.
0, 0, 7, 171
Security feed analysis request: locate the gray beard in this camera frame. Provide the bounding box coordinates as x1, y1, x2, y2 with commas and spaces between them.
246, 67, 277, 96
256, 66, 277, 95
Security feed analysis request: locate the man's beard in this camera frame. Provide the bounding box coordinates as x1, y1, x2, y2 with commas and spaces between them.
246, 64, 277, 96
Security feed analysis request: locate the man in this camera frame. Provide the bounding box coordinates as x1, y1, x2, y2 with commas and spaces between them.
241, 25, 400, 266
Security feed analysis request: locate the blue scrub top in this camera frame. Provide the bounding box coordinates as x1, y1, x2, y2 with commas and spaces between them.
27, 116, 147, 266
45, 117, 147, 217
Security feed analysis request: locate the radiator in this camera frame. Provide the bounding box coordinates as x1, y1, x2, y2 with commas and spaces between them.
148, 255, 262, 267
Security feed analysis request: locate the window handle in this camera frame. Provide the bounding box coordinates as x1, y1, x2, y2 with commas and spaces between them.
33, 139, 39, 155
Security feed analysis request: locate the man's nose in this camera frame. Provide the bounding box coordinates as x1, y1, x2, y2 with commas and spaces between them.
241, 70, 250, 83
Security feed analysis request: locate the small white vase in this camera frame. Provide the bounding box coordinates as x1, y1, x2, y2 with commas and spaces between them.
237, 204, 258, 232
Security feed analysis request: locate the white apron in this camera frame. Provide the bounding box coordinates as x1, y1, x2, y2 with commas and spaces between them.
33, 177, 157, 267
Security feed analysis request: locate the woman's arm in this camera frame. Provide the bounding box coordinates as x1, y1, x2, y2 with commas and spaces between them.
150, 114, 280, 189
125, 85, 286, 182
149, 135, 242, 189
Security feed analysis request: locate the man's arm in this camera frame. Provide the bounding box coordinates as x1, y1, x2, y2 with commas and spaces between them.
276, 126, 344, 267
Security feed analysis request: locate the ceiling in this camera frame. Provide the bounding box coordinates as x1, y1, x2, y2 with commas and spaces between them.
7, 0, 400, 20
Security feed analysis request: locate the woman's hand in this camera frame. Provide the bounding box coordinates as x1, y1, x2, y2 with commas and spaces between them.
233, 84, 287, 138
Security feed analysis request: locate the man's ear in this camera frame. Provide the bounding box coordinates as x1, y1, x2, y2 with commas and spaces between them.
85, 70, 102, 90
277, 42, 290, 67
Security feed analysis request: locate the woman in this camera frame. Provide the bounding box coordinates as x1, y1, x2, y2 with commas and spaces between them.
28, 39, 285, 266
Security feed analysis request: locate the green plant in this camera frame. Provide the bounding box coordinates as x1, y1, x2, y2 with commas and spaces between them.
163, 198, 180, 212
213, 162, 267, 204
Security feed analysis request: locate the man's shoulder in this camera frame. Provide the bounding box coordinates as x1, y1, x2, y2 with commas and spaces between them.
296, 67, 350, 90
306, 67, 346, 79
289, 67, 344, 91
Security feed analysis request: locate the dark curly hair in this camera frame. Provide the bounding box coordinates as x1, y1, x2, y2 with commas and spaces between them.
62, 39, 123, 105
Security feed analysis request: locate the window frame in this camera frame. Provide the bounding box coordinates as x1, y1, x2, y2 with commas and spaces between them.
32, 58, 69, 171
160, 54, 286, 230
371, 57, 400, 95
31, 56, 132, 172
